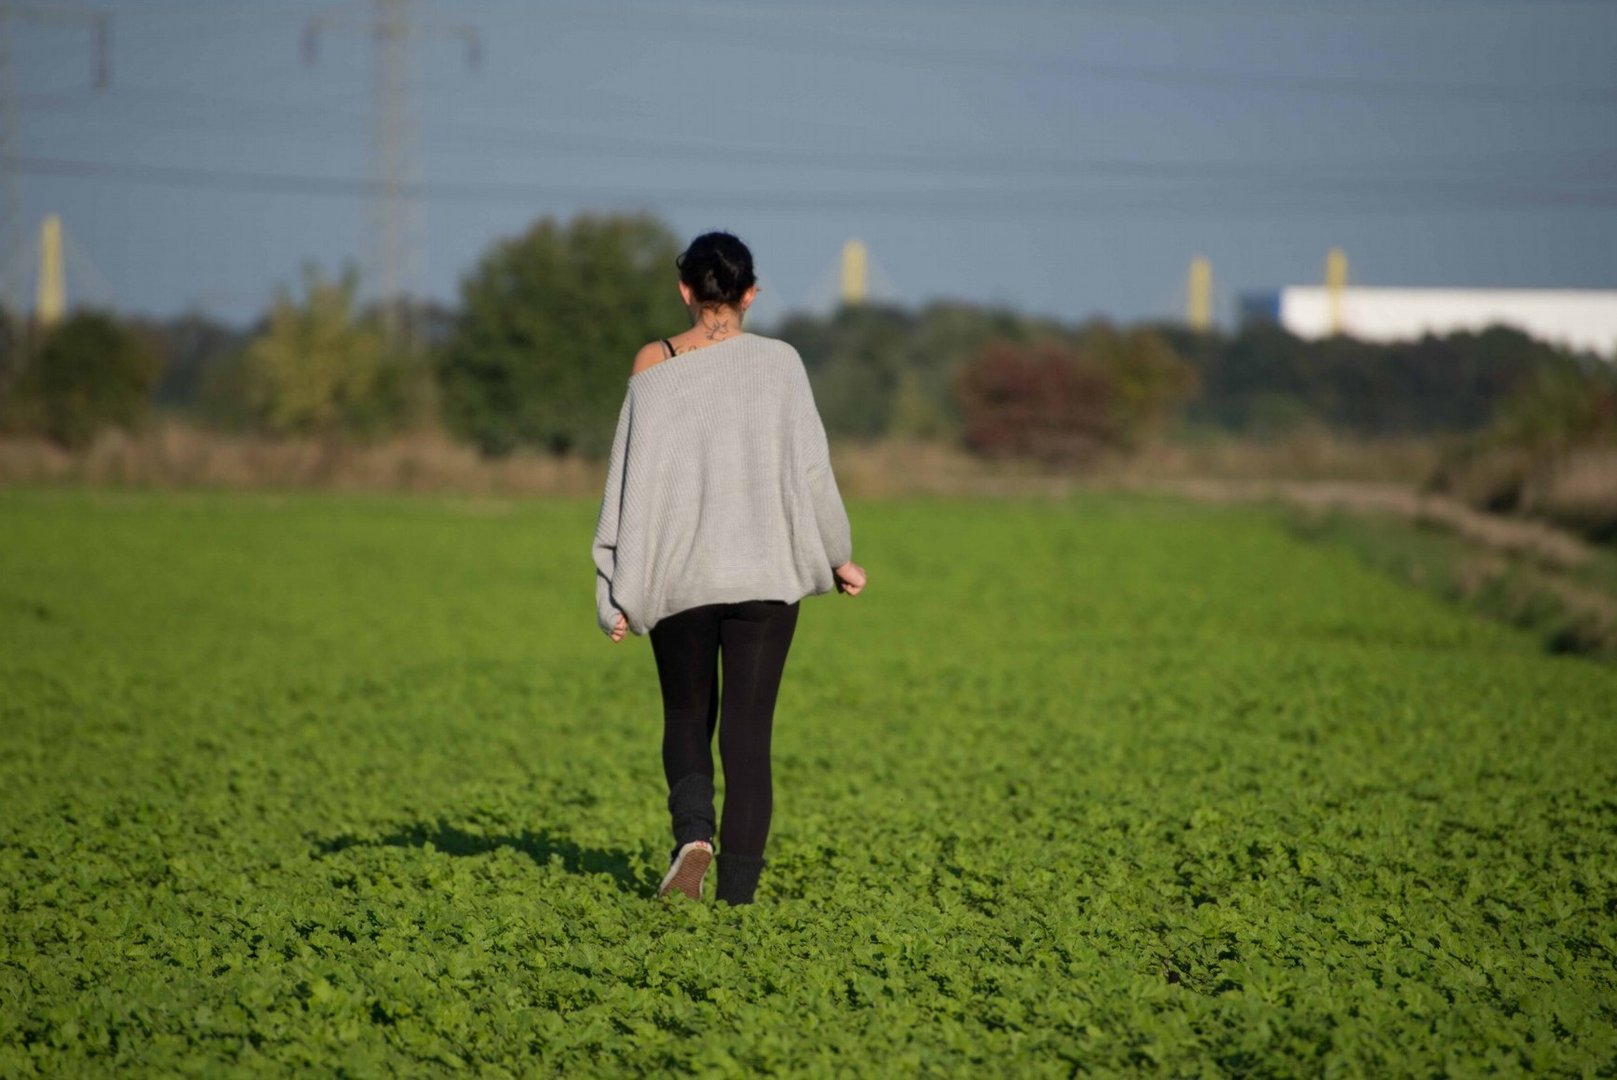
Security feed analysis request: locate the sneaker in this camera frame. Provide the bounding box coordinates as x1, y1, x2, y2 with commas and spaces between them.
658, 839, 713, 900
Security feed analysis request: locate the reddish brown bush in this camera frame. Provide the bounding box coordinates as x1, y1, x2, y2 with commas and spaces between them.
952, 339, 1117, 465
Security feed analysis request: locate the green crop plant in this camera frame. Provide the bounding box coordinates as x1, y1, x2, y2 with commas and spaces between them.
2, 490, 1613, 1075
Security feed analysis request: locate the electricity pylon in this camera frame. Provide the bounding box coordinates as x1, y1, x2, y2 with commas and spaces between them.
302, 0, 479, 357
0, 2, 109, 337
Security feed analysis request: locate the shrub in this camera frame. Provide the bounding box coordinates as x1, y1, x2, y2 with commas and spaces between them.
953, 339, 1116, 465
2, 310, 164, 450
235, 262, 392, 439
1427, 362, 1617, 541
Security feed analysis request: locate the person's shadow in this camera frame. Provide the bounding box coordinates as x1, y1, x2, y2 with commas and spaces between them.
313, 818, 650, 895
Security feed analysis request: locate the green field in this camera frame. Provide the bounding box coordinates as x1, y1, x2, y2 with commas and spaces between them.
2, 489, 1613, 1076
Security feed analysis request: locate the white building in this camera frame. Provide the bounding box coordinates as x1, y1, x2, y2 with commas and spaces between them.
1241, 287, 1617, 357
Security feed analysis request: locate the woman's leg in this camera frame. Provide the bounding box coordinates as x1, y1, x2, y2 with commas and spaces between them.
649, 603, 723, 787
715, 599, 800, 859
649, 604, 723, 851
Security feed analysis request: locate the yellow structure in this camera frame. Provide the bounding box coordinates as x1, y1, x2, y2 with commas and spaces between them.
840, 239, 868, 306
37, 214, 66, 328
1325, 247, 1348, 336
1188, 255, 1212, 332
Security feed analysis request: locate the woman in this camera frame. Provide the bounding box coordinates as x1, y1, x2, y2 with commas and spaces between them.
591, 231, 867, 906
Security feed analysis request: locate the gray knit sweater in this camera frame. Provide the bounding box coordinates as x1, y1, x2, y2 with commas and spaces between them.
591, 332, 854, 637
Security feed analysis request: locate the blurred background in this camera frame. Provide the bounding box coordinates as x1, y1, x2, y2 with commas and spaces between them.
1, 0, 1614, 543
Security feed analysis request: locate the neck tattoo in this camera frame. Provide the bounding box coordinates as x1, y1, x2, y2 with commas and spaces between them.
703, 315, 731, 341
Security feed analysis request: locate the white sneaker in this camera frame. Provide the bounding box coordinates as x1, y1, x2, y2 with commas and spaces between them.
658, 839, 714, 900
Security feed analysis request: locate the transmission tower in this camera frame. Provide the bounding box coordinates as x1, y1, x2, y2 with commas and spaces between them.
0, 2, 109, 333
303, 0, 479, 358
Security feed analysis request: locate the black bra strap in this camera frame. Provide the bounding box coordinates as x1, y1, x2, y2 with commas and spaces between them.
661, 338, 675, 358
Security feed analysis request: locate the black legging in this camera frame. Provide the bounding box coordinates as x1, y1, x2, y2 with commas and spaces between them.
648, 599, 800, 858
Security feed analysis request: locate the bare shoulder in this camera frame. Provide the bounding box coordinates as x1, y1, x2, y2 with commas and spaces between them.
631, 341, 668, 377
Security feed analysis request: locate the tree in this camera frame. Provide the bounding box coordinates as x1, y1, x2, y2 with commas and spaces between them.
953, 339, 1116, 465
436, 211, 689, 457
0, 303, 20, 419
1158, 321, 1582, 438
888, 368, 951, 439
237, 262, 391, 437
796, 303, 913, 439
130, 310, 253, 413
5, 309, 163, 449
1077, 322, 1199, 448
1493, 362, 1617, 452
777, 300, 1061, 441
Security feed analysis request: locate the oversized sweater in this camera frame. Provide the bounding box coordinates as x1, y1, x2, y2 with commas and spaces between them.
591, 332, 854, 637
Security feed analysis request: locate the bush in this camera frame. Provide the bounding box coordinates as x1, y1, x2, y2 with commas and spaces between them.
1161, 323, 1583, 438
1, 310, 164, 450
952, 329, 1196, 466
1077, 323, 1199, 448
1427, 362, 1617, 541
779, 301, 1063, 441
953, 339, 1116, 465
233, 262, 394, 439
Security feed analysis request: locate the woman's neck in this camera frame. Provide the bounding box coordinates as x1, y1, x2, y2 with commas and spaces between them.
685, 306, 745, 343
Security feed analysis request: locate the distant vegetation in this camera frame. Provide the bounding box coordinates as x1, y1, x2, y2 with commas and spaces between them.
229, 263, 428, 441
1158, 322, 1589, 437
0, 209, 1611, 538
1426, 361, 1617, 542
0, 309, 163, 450
435, 212, 688, 458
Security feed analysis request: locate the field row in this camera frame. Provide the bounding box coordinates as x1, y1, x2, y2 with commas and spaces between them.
2, 490, 1613, 1075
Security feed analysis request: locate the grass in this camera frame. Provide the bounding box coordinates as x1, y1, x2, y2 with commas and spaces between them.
2, 489, 1614, 1076
0, 419, 1443, 499
1286, 504, 1617, 662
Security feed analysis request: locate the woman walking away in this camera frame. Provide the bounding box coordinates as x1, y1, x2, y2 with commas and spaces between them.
591, 231, 867, 906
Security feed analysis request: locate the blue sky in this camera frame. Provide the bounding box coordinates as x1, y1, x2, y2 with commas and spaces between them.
12, 0, 1617, 330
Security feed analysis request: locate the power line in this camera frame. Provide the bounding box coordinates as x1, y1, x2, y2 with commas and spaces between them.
710, 26, 1617, 107
494, 3, 1617, 107
20, 82, 1617, 188
18, 154, 1615, 217
20, 14, 1612, 110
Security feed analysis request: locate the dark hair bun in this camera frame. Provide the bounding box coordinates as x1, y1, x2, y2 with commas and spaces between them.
676, 231, 757, 308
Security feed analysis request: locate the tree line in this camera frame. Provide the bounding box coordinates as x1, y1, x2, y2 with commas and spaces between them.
1, 210, 1609, 470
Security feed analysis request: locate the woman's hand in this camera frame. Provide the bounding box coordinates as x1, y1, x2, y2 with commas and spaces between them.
610, 612, 628, 642
834, 561, 866, 596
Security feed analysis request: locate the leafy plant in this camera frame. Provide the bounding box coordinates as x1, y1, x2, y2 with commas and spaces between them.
236, 262, 393, 438
1, 310, 164, 449
2, 490, 1614, 1075
953, 338, 1117, 464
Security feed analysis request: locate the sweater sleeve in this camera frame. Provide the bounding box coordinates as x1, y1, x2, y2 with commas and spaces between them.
592, 391, 632, 636
794, 377, 854, 569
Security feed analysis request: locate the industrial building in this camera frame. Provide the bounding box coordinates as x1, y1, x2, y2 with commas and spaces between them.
1240, 286, 1617, 357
